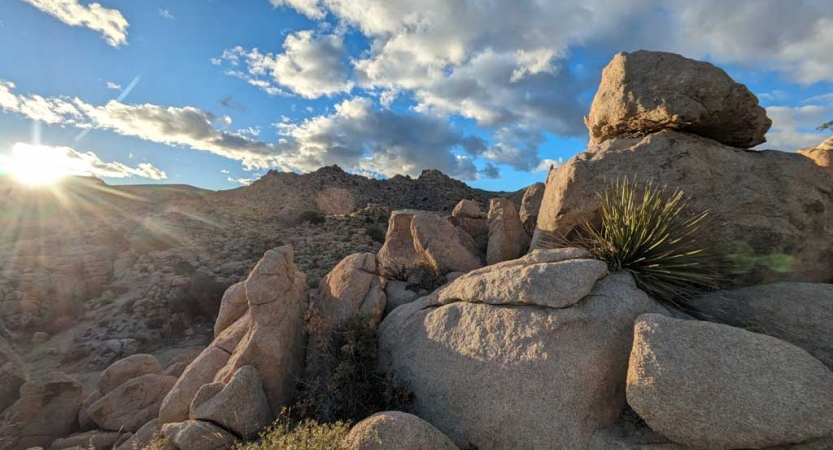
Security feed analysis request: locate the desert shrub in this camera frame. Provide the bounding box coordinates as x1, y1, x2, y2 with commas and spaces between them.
364, 224, 386, 244
300, 211, 326, 225
557, 178, 721, 310
293, 316, 412, 424
379, 260, 445, 292
235, 416, 350, 450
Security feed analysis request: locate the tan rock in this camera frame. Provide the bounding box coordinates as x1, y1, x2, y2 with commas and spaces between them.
377, 211, 421, 275
98, 354, 163, 395
627, 314, 833, 449
158, 345, 233, 425
379, 258, 663, 449
411, 213, 483, 274
77, 390, 103, 432
313, 253, 386, 328
161, 421, 236, 450
345, 411, 458, 450
316, 188, 357, 216
50, 430, 129, 450
533, 130, 833, 287
89, 374, 177, 432
0, 372, 82, 450
799, 136, 833, 169
189, 366, 272, 440
585, 50, 771, 148
448, 216, 489, 258
519, 182, 545, 234
694, 282, 833, 368
213, 282, 248, 337
451, 200, 485, 219
115, 419, 160, 450
0, 337, 26, 413
486, 198, 530, 265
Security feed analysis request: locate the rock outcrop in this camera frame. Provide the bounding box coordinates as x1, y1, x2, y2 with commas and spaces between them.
189, 365, 271, 440
0, 372, 82, 450
0, 337, 25, 413
345, 411, 459, 450
97, 353, 163, 395
213, 282, 247, 337
377, 211, 422, 276
519, 182, 545, 234
411, 213, 483, 274
693, 282, 833, 368
51, 430, 130, 450
378, 249, 664, 449
799, 135, 833, 169
534, 130, 833, 287
627, 314, 833, 449
486, 198, 530, 265
312, 253, 387, 329
88, 374, 177, 432
585, 50, 771, 148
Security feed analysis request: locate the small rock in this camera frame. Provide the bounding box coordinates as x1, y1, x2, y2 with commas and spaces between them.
161, 421, 236, 450
345, 411, 459, 450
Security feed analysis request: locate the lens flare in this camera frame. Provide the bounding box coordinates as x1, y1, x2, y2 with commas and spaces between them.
3, 143, 80, 186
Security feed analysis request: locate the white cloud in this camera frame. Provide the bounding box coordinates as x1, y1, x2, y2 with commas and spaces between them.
228, 176, 255, 185
3, 142, 166, 180
763, 103, 832, 151
21, 0, 129, 47
158, 8, 174, 20
215, 31, 352, 98
106, 81, 122, 90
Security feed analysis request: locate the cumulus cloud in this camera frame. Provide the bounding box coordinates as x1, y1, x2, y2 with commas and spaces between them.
215, 31, 352, 98
21, 0, 129, 47
763, 102, 833, 151
5, 142, 166, 180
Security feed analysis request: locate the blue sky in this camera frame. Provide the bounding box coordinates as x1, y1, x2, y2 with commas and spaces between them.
0, 0, 831, 192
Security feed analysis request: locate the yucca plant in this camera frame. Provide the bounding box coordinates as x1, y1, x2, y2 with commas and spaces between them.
562, 178, 721, 309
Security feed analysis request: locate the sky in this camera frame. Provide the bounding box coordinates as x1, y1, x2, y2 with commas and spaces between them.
0, 0, 831, 192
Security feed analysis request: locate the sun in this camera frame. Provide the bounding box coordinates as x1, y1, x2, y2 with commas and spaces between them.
3, 143, 74, 186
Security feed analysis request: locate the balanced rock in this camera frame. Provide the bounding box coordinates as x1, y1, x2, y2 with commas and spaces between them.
161, 421, 236, 450
627, 314, 833, 449
411, 213, 483, 274
378, 249, 664, 449
694, 282, 833, 368
486, 198, 530, 265
585, 50, 771, 148
98, 354, 162, 395
0, 337, 26, 413
88, 374, 177, 432
345, 411, 459, 450
189, 366, 271, 440
799, 135, 833, 169
533, 130, 833, 287
519, 182, 545, 234
213, 282, 247, 337
0, 372, 82, 450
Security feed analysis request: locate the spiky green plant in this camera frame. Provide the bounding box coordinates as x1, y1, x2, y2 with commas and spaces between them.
563, 178, 721, 309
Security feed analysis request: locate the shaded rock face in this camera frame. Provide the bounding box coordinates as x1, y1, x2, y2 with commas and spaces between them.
451, 200, 485, 219
519, 182, 545, 235
799, 135, 833, 169
88, 374, 177, 432
627, 314, 833, 449
411, 213, 483, 274
694, 282, 833, 368
345, 411, 459, 450
486, 198, 530, 265
0, 337, 25, 413
378, 249, 664, 450
160, 246, 306, 425
97, 353, 163, 395
213, 282, 247, 337
0, 372, 82, 450
585, 50, 771, 148
313, 253, 387, 328
162, 420, 236, 450
116, 419, 160, 450
534, 130, 833, 287
190, 365, 271, 440
377, 211, 422, 275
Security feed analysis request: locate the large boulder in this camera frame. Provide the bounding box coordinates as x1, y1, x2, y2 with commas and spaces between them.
312, 253, 386, 329
0, 372, 82, 450
345, 411, 459, 450
98, 354, 163, 395
378, 249, 664, 449
486, 198, 530, 265
161, 421, 236, 450
451, 200, 485, 219
116, 419, 160, 450
189, 366, 271, 440
160, 246, 307, 423
377, 211, 422, 274
519, 182, 545, 234
213, 282, 247, 337
533, 130, 833, 287
88, 374, 177, 432
411, 213, 483, 274
0, 337, 25, 413
585, 50, 771, 148
694, 282, 833, 368
799, 135, 833, 169
627, 314, 833, 449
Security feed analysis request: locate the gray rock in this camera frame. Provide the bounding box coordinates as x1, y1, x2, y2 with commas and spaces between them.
0, 337, 26, 413
345, 411, 458, 450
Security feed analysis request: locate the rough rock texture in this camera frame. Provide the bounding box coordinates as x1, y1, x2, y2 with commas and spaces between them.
345, 411, 459, 450
161, 246, 307, 423
116, 419, 160, 450
383, 280, 420, 314
161, 421, 236, 450
627, 314, 833, 449
88, 374, 177, 432
519, 182, 545, 235
378, 250, 664, 450
451, 200, 485, 219
0, 372, 82, 450
316, 187, 357, 216
377, 211, 422, 274
78, 390, 103, 432
213, 282, 247, 337
486, 198, 530, 265
0, 337, 25, 413
694, 282, 833, 368
189, 366, 272, 440
585, 50, 771, 148
799, 135, 833, 169
533, 130, 833, 287
51, 430, 130, 450
411, 213, 483, 274
588, 425, 684, 450
313, 253, 387, 328
98, 354, 163, 395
